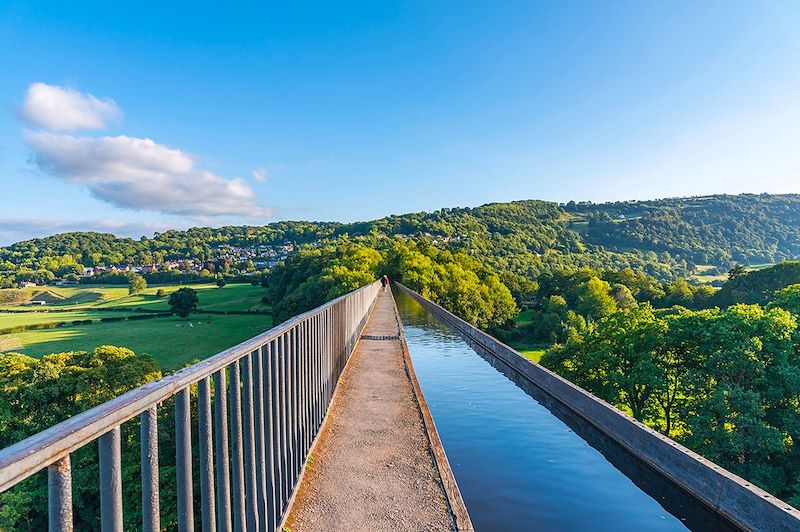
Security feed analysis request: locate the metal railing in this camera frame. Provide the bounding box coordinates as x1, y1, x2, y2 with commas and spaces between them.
0, 281, 381, 531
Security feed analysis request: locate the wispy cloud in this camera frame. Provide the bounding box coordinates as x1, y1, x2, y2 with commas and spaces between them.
251, 168, 269, 182
25, 131, 271, 219
21, 82, 122, 131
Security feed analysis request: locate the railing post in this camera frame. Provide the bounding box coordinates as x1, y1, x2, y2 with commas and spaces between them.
198, 377, 216, 532
175, 388, 194, 532
229, 361, 246, 531
242, 352, 259, 531
311, 314, 322, 437
99, 427, 123, 531
306, 319, 314, 452
48, 455, 72, 532
287, 328, 296, 492
140, 406, 159, 532
300, 318, 313, 454
264, 342, 278, 531
254, 348, 268, 527
278, 334, 289, 509
326, 308, 332, 409
293, 326, 301, 479
214, 370, 232, 532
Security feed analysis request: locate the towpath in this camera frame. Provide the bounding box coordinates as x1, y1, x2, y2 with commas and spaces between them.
284, 290, 460, 531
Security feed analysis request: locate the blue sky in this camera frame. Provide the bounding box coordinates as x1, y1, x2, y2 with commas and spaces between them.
1, 1, 799, 244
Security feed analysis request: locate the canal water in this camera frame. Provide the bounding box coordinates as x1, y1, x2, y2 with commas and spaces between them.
394, 289, 691, 532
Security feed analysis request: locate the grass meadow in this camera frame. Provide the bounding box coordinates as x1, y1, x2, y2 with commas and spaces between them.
0, 283, 273, 369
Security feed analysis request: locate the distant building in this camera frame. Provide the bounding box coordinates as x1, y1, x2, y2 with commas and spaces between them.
18, 281, 37, 288
26, 300, 46, 306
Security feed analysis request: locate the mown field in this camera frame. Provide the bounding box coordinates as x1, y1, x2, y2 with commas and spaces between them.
0, 283, 273, 369
0, 282, 268, 311
1, 313, 273, 369
0, 310, 135, 328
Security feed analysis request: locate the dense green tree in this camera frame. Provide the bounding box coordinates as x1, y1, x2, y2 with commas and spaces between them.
168, 287, 199, 318
384, 241, 517, 328
677, 305, 799, 497
541, 303, 800, 502
569, 277, 617, 320
267, 240, 383, 323
770, 283, 800, 315
660, 279, 695, 307
0, 347, 161, 531
128, 273, 147, 295
543, 305, 664, 422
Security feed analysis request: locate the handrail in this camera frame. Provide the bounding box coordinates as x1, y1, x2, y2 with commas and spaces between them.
0, 280, 382, 531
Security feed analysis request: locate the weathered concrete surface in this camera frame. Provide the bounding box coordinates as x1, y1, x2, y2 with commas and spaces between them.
396, 282, 800, 532
284, 290, 457, 531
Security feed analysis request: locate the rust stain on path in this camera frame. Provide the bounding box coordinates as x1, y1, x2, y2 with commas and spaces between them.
284, 290, 459, 531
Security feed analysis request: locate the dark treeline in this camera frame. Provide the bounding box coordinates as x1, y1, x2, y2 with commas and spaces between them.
570, 193, 800, 266
5, 193, 800, 288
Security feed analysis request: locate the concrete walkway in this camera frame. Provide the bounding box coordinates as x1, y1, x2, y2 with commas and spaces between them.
284, 290, 457, 531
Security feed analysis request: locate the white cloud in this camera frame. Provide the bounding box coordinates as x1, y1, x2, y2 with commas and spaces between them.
251, 168, 269, 182
21, 82, 122, 131
0, 217, 182, 247
25, 131, 271, 219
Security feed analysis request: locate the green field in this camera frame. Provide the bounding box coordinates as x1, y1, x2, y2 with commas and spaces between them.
2, 313, 272, 369
691, 264, 727, 284
507, 338, 548, 364
0, 282, 268, 311
0, 313, 274, 369
517, 348, 546, 363
691, 263, 777, 285
0, 283, 273, 369
0, 310, 136, 328
515, 308, 536, 325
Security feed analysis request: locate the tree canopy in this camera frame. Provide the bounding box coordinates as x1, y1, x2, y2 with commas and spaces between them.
128, 273, 147, 295
168, 287, 199, 318
0, 347, 161, 530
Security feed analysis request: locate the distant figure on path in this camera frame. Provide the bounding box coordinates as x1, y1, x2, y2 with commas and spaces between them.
380, 275, 389, 292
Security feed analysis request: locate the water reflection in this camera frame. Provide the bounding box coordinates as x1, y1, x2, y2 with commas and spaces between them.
395, 289, 707, 532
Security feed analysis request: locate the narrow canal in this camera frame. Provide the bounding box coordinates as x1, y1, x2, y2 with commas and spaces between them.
394, 288, 690, 532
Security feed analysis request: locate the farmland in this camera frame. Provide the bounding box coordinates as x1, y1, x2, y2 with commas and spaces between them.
0, 282, 268, 311
0, 283, 273, 369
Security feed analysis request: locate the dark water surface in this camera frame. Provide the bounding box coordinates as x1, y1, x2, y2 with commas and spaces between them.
395, 289, 689, 532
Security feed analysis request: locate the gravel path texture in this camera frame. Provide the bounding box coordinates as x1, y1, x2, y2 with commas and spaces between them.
284, 290, 455, 531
